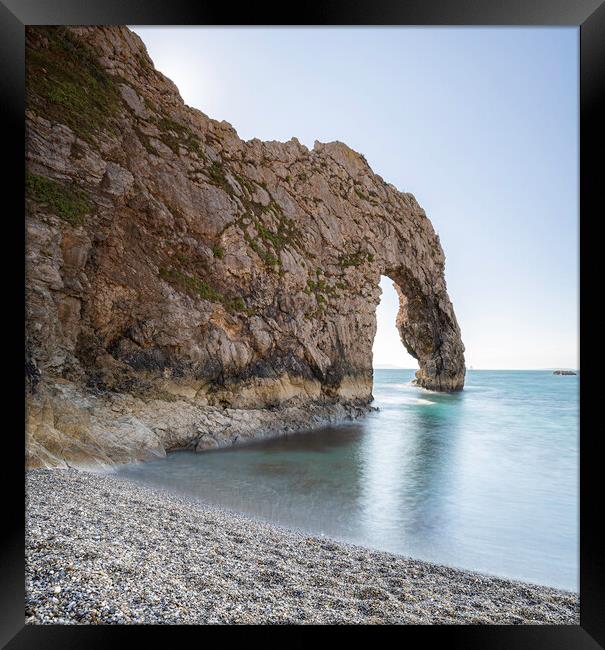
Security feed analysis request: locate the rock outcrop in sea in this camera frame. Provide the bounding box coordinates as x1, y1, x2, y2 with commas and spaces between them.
25, 26, 465, 467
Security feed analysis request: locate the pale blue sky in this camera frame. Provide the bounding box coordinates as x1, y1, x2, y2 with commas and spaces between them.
132, 27, 578, 370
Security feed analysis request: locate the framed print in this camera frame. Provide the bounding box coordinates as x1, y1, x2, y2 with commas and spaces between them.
2, 0, 603, 646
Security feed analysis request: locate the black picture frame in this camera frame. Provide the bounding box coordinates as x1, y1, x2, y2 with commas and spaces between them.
3, 0, 603, 646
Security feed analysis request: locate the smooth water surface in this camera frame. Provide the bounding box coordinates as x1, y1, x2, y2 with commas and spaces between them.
114, 370, 579, 590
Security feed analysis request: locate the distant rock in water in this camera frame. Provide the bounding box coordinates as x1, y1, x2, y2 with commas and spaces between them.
553, 370, 577, 376
24, 26, 465, 467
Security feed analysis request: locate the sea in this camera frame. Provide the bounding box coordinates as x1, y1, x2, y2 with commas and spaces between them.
114, 369, 579, 591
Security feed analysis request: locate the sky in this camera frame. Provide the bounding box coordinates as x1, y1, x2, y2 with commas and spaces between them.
131, 27, 579, 370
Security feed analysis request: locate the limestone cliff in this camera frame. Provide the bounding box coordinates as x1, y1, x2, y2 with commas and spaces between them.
25, 26, 465, 468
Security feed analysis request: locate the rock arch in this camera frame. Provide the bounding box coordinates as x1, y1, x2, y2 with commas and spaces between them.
25, 26, 466, 466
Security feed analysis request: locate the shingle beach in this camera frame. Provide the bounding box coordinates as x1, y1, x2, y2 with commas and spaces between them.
25, 469, 579, 625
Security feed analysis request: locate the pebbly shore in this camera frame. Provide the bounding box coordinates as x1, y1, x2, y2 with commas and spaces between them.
25, 468, 579, 625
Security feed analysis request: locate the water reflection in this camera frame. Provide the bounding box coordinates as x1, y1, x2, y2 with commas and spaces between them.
114, 370, 578, 590
357, 386, 465, 558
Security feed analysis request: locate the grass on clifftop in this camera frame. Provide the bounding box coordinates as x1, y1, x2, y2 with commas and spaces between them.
26, 27, 122, 144
26, 171, 91, 225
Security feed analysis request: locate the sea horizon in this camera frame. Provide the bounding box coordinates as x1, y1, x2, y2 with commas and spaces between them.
373, 366, 580, 371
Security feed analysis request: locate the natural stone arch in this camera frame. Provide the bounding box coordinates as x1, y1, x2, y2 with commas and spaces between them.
301, 140, 466, 398
24, 26, 467, 471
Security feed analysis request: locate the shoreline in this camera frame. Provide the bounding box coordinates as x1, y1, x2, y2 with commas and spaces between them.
26, 468, 579, 624
26, 379, 373, 470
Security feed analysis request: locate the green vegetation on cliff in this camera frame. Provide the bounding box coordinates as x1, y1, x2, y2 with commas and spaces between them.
158, 266, 253, 315
26, 171, 91, 225
26, 27, 122, 144
158, 266, 223, 302
152, 114, 205, 157
338, 250, 375, 268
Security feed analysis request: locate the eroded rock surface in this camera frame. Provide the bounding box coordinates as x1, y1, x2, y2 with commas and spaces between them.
25, 26, 465, 467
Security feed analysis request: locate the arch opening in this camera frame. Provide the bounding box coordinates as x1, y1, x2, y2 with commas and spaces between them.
370, 270, 466, 393
372, 275, 418, 371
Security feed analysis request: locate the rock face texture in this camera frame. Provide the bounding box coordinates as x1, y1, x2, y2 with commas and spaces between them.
25, 26, 465, 467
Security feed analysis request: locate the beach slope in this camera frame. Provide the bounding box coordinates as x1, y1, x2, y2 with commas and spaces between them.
25, 469, 578, 625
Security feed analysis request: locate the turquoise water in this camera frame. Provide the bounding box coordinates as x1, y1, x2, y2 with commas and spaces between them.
114, 369, 579, 591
